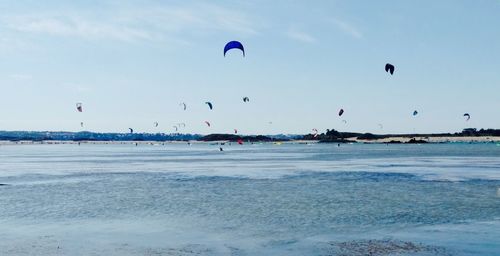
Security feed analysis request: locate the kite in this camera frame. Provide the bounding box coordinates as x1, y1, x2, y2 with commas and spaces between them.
385, 63, 395, 75
180, 102, 187, 110
205, 102, 213, 110
224, 41, 245, 57
463, 113, 470, 121
76, 103, 83, 112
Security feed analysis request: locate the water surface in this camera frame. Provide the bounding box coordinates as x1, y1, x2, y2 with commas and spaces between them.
0, 143, 499, 255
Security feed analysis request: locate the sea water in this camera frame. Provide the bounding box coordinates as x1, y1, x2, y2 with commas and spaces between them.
0, 143, 499, 255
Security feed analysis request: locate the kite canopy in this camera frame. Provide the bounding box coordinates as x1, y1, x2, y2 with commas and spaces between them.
243, 97, 249, 102
413, 110, 418, 116
224, 41, 245, 57
154, 122, 159, 127
385, 63, 395, 75
312, 128, 318, 138
173, 125, 178, 132
129, 128, 134, 133
180, 102, 187, 110
338, 109, 344, 116
76, 103, 82, 112
205, 102, 213, 110
234, 129, 238, 134
80, 122, 84, 127
464, 113, 471, 121
205, 121, 211, 127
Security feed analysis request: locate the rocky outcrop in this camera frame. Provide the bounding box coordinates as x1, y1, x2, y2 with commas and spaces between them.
406, 138, 428, 144
302, 129, 357, 143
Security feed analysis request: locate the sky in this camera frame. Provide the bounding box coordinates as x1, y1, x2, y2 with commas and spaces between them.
0, 0, 499, 135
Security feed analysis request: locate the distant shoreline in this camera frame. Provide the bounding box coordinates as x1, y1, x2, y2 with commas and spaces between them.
1, 135, 499, 145
1, 128, 500, 145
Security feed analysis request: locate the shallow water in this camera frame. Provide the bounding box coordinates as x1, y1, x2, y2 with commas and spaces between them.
0, 143, 499, 255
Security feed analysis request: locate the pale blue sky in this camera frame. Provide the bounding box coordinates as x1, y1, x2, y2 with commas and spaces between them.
0, 0, 499, 134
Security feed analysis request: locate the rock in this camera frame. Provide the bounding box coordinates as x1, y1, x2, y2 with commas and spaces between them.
387, 140, 402, 144
406, 138, 428, 144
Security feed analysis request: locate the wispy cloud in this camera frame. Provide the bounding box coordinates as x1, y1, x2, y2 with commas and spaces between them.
329, 18, 363, 39
286, 27, 317, 43
2, 3, 259, 43
6, 16, 153, 42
